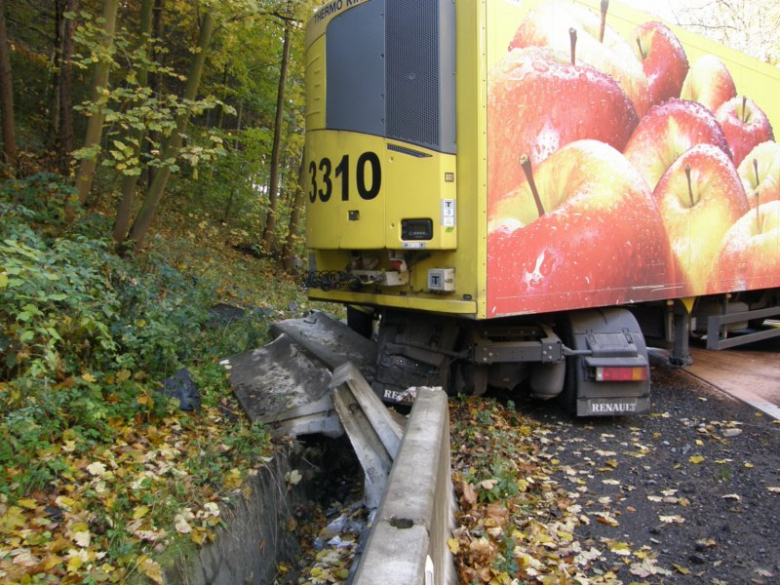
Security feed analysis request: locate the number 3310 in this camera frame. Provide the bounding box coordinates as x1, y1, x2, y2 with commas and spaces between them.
308, 152, 381, 203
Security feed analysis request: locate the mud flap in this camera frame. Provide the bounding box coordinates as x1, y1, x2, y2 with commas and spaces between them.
565, 308, 651, 416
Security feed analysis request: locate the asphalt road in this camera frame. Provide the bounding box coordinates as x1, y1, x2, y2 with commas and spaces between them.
651, 331, 780, 420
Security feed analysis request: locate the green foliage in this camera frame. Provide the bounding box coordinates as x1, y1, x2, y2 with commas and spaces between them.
0, 174, 276, 500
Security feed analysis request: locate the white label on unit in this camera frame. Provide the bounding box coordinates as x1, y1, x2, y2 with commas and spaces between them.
441, 199, 456, 227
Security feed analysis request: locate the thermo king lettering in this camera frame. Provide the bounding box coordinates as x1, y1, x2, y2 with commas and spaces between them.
313, 0, 343, 23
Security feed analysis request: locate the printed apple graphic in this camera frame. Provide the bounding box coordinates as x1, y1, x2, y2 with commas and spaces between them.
652, 144, 750, 296
715, 96, 775, 166
509, 0, 651, 116
709, 201, 780, 293
623, 98, 731, 190
487, 45, 639, 206
487, 140, 674, 316
632, 21, 689, 106
680, 54, 737, 113
738, 141, 780, 208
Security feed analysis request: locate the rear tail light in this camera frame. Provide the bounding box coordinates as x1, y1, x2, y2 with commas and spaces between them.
595, 366, 648, 382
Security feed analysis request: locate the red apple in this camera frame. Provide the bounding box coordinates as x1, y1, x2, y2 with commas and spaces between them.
652, 144, 750, 295
488, 47, 639, 206
623, 98, 731, 190
487, 140, 674, 316
632, 21, 689, 106
679, 54, 737, 113
709, 201, 780, 293
738, 141, 780, 208
509, 0, 651, 117
715, 96, 775, 166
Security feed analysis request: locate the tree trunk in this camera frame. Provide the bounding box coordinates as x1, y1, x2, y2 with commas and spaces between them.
147, 0, 164, 190
260, 20, 292, 255
0, 0, 18, 171
113, 0, 153, 244
74, 0, 119, 204
282, 158, 305, 271
58, 0, 78, 175
48, 0, 64, 150
127, 11, 216, 252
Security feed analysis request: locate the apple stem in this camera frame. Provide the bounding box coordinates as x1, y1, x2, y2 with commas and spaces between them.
752, 157, 760, 188
569, 28, 577, 66
741, 96, 748, 123
685, 164, 695, 207
520, 154, 545, 218
599, 0, 609, 43
636, 37, 646, 60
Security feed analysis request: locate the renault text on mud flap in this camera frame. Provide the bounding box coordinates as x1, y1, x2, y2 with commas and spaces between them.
588, 402, 639, 414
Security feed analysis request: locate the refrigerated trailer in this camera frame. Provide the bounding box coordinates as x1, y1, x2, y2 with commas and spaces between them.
301, 0, 780, 415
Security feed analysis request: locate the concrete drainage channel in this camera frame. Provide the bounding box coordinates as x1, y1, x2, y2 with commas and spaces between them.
167, 312, 456, 584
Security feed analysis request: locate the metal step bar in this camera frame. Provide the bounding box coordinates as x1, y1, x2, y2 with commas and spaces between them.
706, 306, 780, 350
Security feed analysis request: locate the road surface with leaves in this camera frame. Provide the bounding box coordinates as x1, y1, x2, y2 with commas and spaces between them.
449, 357, 780, 584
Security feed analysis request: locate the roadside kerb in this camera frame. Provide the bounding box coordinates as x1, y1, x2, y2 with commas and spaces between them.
353, 387, 455, 585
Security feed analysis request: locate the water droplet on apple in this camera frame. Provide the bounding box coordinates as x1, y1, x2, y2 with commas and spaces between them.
532, 60, 549, 74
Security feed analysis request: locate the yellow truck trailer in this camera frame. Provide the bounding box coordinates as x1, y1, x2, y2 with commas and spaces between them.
302, 0, 780, 415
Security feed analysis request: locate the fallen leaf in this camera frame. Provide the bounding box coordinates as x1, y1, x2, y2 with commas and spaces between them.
87, 462, 107, 477
175, 514, 192, 534
140, 557, 164, 584
674, 563, 691, 575
689, 455, 705, 464
73, 531, 91, 547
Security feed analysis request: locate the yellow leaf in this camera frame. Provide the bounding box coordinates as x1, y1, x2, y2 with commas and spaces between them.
674, 564, 691, 575
82, 372, 97, 383
191, 528, 206, 545
17, 498, 38, 510
55, 495, 76, 510
689, 455, 705, 464
73, 531, 91, 548
133, 505, 150, 520
116, 369, 131, 382
87, 462, 107, 476
609, 541, 631, 556
141, 558, 164, 584
447, 538, 460, 554
744, 462, 754, 468
67, 555, 83, 573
